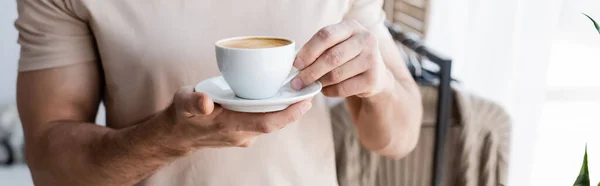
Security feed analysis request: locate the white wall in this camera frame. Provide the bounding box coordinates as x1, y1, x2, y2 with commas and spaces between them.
0, 2, 33, 186
426, 0, 565, 185
0, 0, 18, 105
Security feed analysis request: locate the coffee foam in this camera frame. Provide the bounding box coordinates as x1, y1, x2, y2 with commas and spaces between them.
219, 38, 291, 49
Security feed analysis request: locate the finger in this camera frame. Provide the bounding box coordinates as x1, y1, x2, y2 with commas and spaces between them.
291, 35, 364, 90
294, 20, 358, 70
219, 131, 260, 147
238, 137, 258, 148
250, 99, 313, 133
187, 92, 214, 116
228, 99, 313, 133
319, 52, 374, 87
321, 73, 373, 97
176, 87, 215, 117
194, 141, 236, 148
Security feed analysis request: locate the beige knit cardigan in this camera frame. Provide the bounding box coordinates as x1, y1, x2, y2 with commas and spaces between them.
331, 86, 511, 186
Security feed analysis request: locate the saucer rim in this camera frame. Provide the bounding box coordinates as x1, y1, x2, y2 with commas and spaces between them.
194, 76, 322, 106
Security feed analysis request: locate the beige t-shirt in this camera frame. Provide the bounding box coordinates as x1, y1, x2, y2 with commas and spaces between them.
16, 0, 387, 185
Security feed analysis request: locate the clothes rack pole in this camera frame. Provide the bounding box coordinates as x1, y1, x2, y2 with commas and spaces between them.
386, 22, 453, 186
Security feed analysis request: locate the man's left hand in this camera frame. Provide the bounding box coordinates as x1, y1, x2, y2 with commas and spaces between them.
291, 20, 394, 98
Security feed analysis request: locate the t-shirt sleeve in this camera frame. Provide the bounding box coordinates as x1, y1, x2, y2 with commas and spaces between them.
15, 0, 97, 72
343, 0, 388, 34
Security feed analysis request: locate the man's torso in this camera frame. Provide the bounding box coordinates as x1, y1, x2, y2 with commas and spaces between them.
79, 0, 351, 185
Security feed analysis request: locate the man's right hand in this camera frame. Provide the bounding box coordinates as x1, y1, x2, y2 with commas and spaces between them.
163, 86, 313, 150
17, 63, 313, 186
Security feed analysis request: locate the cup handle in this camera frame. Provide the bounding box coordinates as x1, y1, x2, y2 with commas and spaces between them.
282, 69, 300, 87
280, 49, 302, 88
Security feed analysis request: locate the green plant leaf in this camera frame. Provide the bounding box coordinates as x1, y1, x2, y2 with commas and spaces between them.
574, 144, 591, 186
583, 13, 600, 35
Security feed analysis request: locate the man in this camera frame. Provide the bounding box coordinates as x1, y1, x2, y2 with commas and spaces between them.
15, 0, 422, 185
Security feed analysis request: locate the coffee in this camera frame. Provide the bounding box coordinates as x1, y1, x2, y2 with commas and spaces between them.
219, 38, 291, 49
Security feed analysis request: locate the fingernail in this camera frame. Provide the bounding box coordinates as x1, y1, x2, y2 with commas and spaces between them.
294, 58, 305, 69
291, 78, 303, 90
300, 102, 312, 114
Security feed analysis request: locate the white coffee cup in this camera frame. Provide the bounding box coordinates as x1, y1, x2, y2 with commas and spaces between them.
215, 36, 296, 99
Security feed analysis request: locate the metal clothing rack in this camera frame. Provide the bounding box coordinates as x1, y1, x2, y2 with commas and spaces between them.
386, 22, 453, 186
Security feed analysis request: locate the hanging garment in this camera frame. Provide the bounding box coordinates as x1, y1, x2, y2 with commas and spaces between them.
331, 86, 511, 186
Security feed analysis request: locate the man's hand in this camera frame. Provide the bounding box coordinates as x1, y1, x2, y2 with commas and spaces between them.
164, 87, 313, 150
17, 63, 313, 186
292, 20, 422, 159
292, 20, 393, 98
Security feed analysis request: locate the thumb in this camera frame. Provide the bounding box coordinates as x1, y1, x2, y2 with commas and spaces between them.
190, 92, 215, 115
176, 87, 215, 116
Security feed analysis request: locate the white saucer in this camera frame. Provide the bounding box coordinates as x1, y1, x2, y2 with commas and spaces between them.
194, 76, 322, 113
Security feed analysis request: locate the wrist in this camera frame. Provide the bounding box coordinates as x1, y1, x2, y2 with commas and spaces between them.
106, 105, 195, 159
152, 105, 196, 155
361, 71, 398, 104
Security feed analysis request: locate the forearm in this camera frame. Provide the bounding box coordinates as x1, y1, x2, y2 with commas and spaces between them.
27, 108, 189, 186
346, 73, 422, 158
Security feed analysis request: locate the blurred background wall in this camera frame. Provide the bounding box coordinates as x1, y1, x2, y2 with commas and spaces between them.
0, 0, 18, 106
